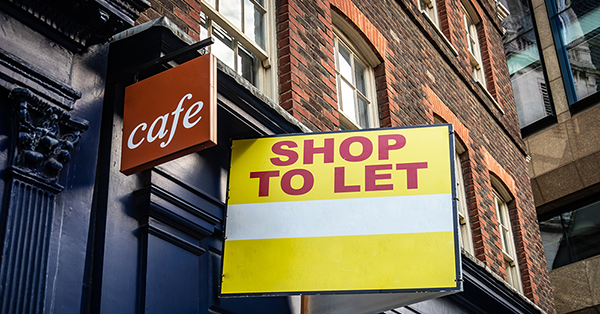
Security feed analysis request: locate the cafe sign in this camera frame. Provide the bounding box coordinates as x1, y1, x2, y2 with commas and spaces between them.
121, 53, 217, 175
221, 125, 461, 296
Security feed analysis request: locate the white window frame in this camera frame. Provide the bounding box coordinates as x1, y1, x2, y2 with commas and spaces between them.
455, 147, 474, 255
433, 117, 474, 255
492, 186, 523, 293
200, 0, 277, 98
420, 0, 440, 27
461, 3, 486, 88
333, 29, 379, 130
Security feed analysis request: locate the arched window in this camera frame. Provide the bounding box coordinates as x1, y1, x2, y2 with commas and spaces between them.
434, 117, 474, 255
332, 17, 379, 130
461, 2, 486, 88
492, 177, 523, 292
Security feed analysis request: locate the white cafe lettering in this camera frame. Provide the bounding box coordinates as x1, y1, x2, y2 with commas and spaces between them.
127, 93, 204, 150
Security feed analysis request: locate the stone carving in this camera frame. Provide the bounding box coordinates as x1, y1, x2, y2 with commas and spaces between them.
9, 88, 89, 182
3, 0, 150, 51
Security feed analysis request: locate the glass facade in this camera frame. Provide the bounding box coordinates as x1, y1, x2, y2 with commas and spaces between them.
503, 0, 552, 128
549, 0, 600, 104
540, 198, 600, 270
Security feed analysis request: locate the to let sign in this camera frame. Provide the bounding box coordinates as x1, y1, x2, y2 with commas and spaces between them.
121, 53, 217, 175
222, 125, 461, 296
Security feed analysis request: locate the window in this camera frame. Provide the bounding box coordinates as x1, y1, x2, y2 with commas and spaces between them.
503, 0, 553, 128
434, 117, 474, 255
493, 188, 522, 292
455, 148, 474, 255
547, 0, 600, 105
200, 0, 272, 93
420, 0, 439, 27
462, 4, 485, 87
539, 198, 600, 270
334, 31, 378, 129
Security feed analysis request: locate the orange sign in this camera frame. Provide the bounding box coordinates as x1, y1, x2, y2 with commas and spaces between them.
121, 54, 217, 175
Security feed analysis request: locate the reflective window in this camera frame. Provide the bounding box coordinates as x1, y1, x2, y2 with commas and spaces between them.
549, 0, 600, 104
503, 0, 552, 128
334, 33, 377, 129
540, 198, 600, 270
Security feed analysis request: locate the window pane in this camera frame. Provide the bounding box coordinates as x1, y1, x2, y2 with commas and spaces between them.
557, 2, 600, 102
244, 0, 265, 49
238, 43, 258, 84
340, 79, 356, 123
219, 0, 242, 30
354, 61, 367, 96
212, 23, 236, 70
338, 44, 353, 81
540, 199, 600, 270
357, 95, 369, 128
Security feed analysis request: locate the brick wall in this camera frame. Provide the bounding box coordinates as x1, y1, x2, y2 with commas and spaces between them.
275, 0, 554, 312
135, 0, 555, 312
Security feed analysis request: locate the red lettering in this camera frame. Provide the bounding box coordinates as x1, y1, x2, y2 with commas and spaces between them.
303, 138, 335, 164
281, 169, 314, 195
334, 167, 360, 193
271, 141, 298, 166
365, 164, 394, 191
396, 162, 428, 189
250, 171, 280, 197
340, 136, 373, 162
378, 134, 406, 160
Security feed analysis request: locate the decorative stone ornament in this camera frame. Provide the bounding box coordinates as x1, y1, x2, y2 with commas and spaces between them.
9, 88, 89, 183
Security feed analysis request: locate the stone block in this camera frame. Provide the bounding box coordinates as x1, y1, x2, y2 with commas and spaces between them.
566, 104, 600, 161
550, 260, 594, 313
528, 123, 573, 177
536, 162, 584, 203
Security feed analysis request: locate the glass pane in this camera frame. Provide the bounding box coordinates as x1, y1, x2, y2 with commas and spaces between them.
337, 43, 353, 81
200, 12, 209, 40
540, 199, 600, 270
340, 79, 356, 124
505, 29, 551, 127
554, 0, 573, 13
557, 2, 600, 102
354, 61, 367, 95
206, 0, 216, 8
565, 201, 600, 263
502, 228, 512, 254
244, 0, 265, 49
238, 43, 258, 85
212, 23, 236, 70
357, 95, 369, 128
219, 0, 242, 30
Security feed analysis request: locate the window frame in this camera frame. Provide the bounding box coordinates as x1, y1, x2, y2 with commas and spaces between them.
461, 3, 486, 88
420, 0, 440, 28
492, 186, 523, 293
455, 146, 474, 255
546, 0, 600, 105
200, 0, 276, 97
333, 29, 379, 130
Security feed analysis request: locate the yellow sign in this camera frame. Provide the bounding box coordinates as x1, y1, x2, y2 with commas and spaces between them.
222, 125, 460, 296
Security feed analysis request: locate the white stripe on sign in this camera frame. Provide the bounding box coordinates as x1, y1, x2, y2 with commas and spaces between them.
225, 193, 454, 240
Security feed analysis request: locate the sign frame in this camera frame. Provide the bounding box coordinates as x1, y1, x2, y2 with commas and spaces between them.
220, 124, 461, 297
120, 53, 217, 175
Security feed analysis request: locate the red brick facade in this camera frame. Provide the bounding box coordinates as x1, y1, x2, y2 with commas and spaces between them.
137, 0, 555, 312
